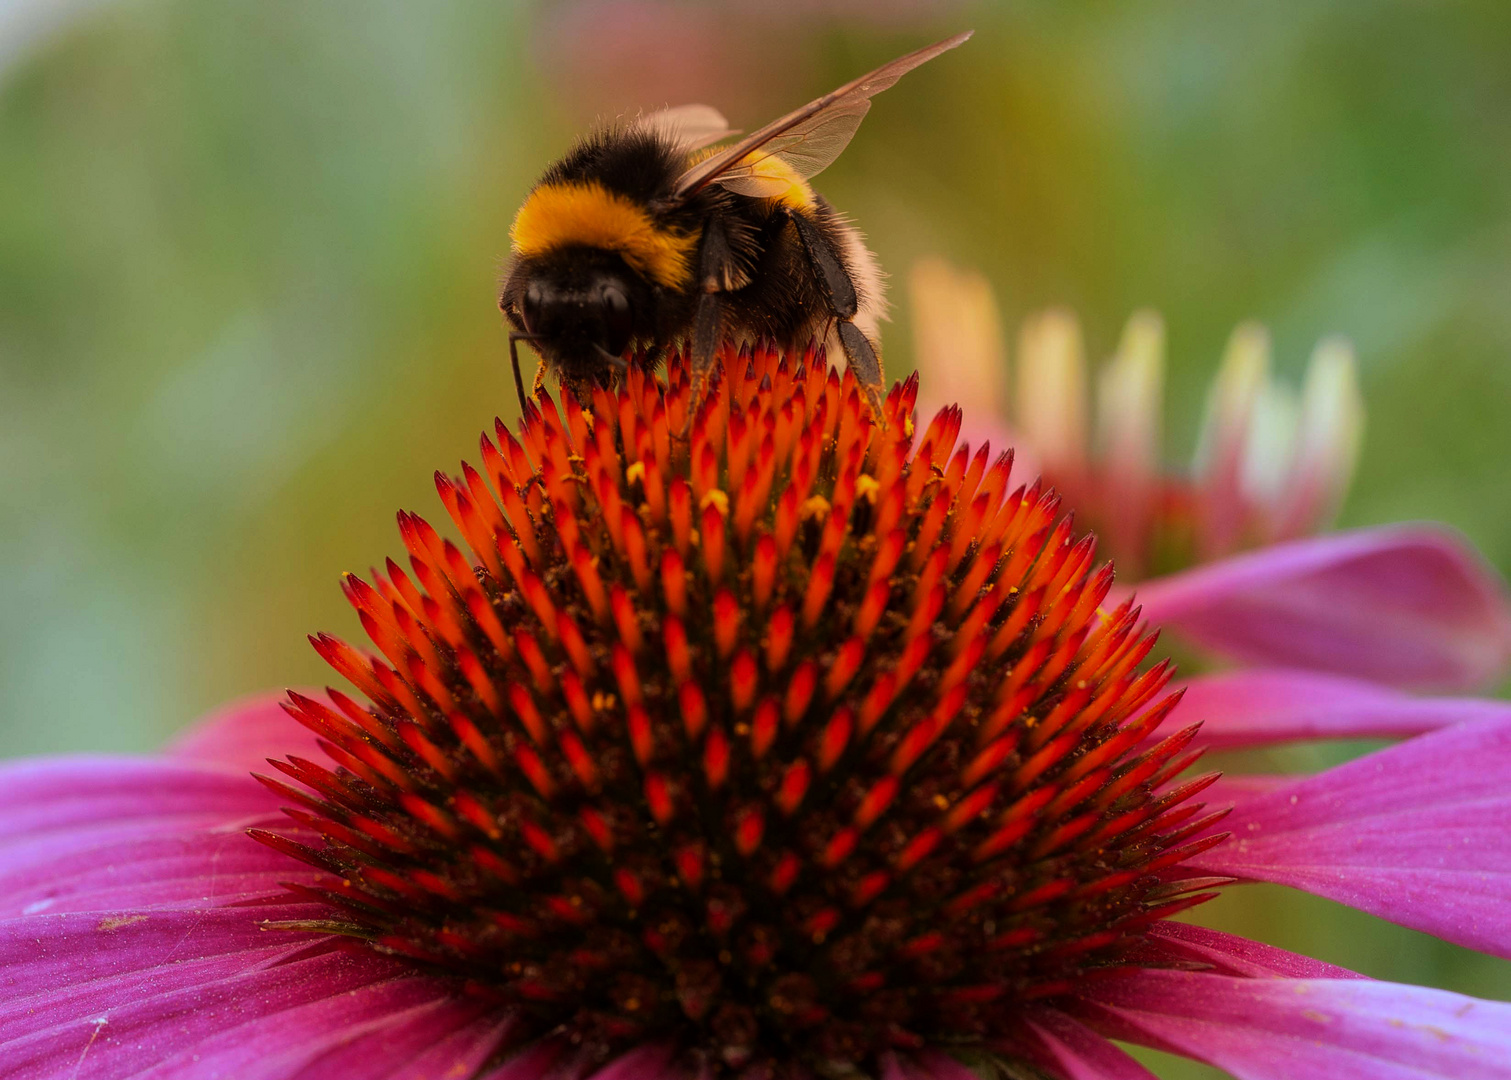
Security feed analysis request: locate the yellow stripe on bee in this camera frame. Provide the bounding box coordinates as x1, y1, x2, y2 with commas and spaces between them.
511, 181, 698, 289
738, 153, 815, 210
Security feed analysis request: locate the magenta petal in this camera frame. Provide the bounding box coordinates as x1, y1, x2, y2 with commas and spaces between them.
478, 1040, 684, 1080
1070, 969, 1511, 1079
476, 1038, 572, 1080
1193, 715, 1511, 958
0, 757, 517, 1077
167, 692, 324, 774
1134, 525, 1511, 691
0, 758, 299, 915
584, 1043, 681, 1080
185, 995, 514, 1080
1145, 923, 1361, 980
883, 1051, 978, 1080
1, 829, 303, 915
0, 906, 321, 1003
1015, 1008, 1159, 1079
0, 906, 509, 1080
0, 757, 280, 842
916, 1050, 984, 1080
1177, 668, 1511, 751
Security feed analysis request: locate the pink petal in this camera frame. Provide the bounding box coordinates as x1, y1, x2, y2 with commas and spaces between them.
1193, 715, 1511, 958
1133, 525, 1511, 691
477, 1038, 573, 1080
0, 756, 515, 1078
1070, 968, 1511, 1079
1177, 668, 1510, 751
0, 906, 322, 1004
584, 1044, 681, 1080
883, 1051, 978, 1080
0, 758, 300, 916
0, 890, 512, 1080
480, 1040, 691, 1080
1, 909, 365, 1064
172, 993, 513, 1080
1, 830, 302, 916
0, 757, 280, 843
1013, 1008, 1160, 1079
1145, 922, 1360, 980
0, 914, 505, 1080
890, 1050, 979, 1080
167, 692, 324, 774
918, 1051, 984, 1080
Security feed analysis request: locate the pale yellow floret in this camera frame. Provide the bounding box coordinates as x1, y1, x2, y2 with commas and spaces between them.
1017, 308, 1089, 474
1097, 310, 1165, 484
909, 258, 1008, 422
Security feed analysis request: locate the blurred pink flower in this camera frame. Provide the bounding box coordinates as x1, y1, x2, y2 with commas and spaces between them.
911, 258, 1370, 580
4, 348, 1511, 1080
910, 257, 1511, 691
533, 2, 967, 125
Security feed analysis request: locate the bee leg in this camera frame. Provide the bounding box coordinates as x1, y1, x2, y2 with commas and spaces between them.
688, 290, 724, 421
681, 209, 750, 425
787, 210, 885, 415
836, 323, 884, 414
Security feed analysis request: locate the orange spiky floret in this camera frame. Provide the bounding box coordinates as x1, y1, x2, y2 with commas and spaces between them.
254, 343, 1226, 1075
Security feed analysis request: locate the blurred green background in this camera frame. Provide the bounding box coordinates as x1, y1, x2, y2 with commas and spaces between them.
2, 3, 1508, 1076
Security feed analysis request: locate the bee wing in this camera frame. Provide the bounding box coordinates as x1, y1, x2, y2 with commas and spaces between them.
670, 30, 972, 200
711, 99, 874, 198
638, 104, 737, 153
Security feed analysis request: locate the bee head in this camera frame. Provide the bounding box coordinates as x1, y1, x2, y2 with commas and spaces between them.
502, 250, 652, 372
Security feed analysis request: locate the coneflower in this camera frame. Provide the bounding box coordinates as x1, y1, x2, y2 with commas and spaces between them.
909, 258, 1511, 690
909, 258, 1366, 580
3, 346, 1510, 1080
257, 347, 1220, 1075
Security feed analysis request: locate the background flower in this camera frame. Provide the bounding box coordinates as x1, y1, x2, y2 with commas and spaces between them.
908, 258, 1511, 692
910, 257, 1369, 580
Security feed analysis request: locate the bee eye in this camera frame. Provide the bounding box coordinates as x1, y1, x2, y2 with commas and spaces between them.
522, 283, 544, 333
597, 283, 633, 356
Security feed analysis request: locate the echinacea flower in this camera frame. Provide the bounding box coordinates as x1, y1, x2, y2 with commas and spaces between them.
909, 257, 1369, 581
909, 256, 1511, 691
4, 347, 1511, 1080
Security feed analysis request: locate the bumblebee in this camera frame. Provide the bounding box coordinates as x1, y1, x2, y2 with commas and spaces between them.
500, 30, 971, 414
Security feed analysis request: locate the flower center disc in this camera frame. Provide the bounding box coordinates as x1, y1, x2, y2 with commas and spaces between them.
257, 345, 1226, 1076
